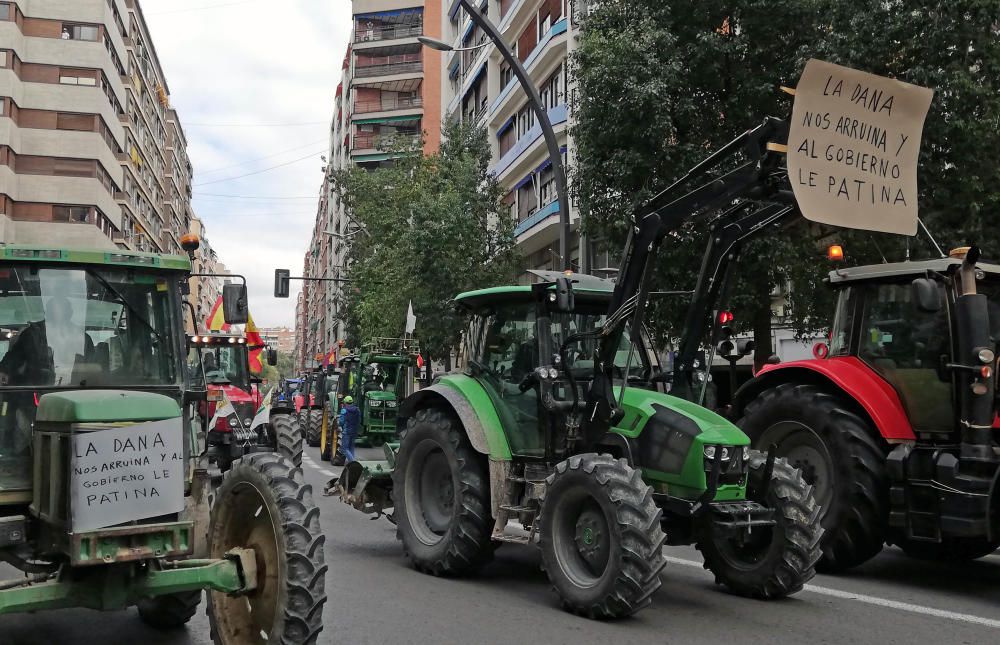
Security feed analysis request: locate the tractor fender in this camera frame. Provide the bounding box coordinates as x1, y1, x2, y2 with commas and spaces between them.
733, 356, 915, 441
399, 378, 512, 460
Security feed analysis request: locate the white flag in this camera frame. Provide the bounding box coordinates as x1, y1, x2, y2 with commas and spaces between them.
405, 300, 417, 334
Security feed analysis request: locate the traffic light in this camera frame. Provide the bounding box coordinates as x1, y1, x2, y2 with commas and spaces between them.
274, 269, 290, 298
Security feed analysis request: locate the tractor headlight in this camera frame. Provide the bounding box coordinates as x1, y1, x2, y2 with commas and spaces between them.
742, 445, 751, 461
244, 418, 253, 427
369, 399, 382, 408
228, 417, 238, 428
386, 400, 397, 409
703, 445, 715, 460
547, 367, 559, 380
703, 445, 732, 461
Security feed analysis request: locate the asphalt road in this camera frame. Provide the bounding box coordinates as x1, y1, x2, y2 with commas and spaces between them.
3, 446, 1000, 644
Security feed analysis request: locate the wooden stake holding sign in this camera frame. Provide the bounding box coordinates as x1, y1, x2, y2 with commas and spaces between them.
787, 59, 934, 236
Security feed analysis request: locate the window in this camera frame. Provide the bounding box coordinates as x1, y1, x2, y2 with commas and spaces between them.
0, 3, 10, 21
52, 205, 91, 223
64, 24, 100, 42
0, 51, 7, 67
538, 166, 556, 206
59, 68, 98, 86
499, 61, 514, 89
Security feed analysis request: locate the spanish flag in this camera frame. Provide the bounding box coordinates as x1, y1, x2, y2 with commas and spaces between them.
246, 313, 265, 375
206, 295, 230, 332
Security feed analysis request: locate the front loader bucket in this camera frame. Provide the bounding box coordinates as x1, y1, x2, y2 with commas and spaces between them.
326, 459, 394, 519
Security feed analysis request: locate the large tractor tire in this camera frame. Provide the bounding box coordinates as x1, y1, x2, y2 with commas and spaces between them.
207, 453, 327, 645
320, 406, 336, 462
392, 408, 494, 575
739, 383, 888, 572
537, 453, 666, 618
697, 451, 823, 598
897, 537, 999, 561
306, 409, 323, 447
271, 413, 303, 467
136, 590, 202, 629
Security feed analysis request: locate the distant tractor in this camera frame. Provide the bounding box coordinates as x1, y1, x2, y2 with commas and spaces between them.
336, 338, 420, 447
189, 332, 302, 469
0, 243, 325, 643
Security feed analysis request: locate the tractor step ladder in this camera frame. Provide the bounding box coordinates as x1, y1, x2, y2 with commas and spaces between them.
491, 468, 544, 544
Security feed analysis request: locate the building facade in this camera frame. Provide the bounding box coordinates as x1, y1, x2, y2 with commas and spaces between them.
440, 0, 592, 273
257, 326, 296, 355
299, 0, 443, 366
0, 0, 198, 256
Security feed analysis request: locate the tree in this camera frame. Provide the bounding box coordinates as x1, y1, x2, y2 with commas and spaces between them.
573, 1, 1000, 364
332, 122, 521, 366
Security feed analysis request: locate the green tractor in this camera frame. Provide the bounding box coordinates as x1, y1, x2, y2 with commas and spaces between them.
335, 338, 420, 448
0, 243, 326, 642
333, 269, 822, 616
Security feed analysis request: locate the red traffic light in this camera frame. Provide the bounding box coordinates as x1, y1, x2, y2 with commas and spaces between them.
717, 311, 734, 325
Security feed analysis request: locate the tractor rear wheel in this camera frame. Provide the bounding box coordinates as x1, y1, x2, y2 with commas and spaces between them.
739, 384, 888, 572
136, 590, 202, 629
271, 413, 303, 467
897, 537, 999, 561
538, 454, 666, 618
320, 406, 335, 462
306, 409, 323, 447
696, 451, 822, 598
207, 453, 326, 645
392, 408, 493, 575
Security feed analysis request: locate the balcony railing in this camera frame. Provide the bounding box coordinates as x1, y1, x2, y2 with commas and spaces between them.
353, 132, 421, 151
354, 23, 423, 43
354, 60, 423, 78
354, 95, 423, 114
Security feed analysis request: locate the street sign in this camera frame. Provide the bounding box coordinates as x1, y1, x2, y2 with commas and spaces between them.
787, 59, 934, 236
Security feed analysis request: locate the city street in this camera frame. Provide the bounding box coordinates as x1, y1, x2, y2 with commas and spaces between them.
2, 446, 999, 645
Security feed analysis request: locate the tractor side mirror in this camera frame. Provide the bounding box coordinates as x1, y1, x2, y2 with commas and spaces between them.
553, 277, 575, 313
222, 283, 249, 324
912, 278, 941, 313
267, 349, 278, 366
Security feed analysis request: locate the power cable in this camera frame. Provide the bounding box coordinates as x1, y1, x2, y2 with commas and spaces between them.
193, 193, 317, 200
193, 150, 323, 186
199, 140, 327, 175
184, 121, 328, 127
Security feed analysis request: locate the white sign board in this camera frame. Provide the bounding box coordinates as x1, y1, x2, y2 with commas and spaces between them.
788, 59, 934, 236
71, 418, 185, 532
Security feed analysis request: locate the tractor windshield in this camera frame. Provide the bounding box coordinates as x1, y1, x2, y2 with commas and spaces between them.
189, 343, 251, 393
0, 264, 180, 389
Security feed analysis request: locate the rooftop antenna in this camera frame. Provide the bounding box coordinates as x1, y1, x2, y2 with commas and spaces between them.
869, 236, 889, 264
918, 217, 947, 258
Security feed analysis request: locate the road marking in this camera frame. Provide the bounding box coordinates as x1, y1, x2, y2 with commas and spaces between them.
661, 555, 1000, 629
300, 452, 336, 477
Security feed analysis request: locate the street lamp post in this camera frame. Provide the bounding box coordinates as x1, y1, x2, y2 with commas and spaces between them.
419, 1, 573, 271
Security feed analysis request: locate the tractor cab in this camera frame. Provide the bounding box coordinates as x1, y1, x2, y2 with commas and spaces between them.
336, 339, 419, 446
187, 332, 257, 442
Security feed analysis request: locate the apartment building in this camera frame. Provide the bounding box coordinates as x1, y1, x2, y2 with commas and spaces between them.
440, 0, 595, 272
0, 0, 198, 256
300, 0, 443, 364
257, 326, 295, 355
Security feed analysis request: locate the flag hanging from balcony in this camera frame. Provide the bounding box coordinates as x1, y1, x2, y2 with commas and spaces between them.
206, 295, 230, 332
246, 313, 265, 375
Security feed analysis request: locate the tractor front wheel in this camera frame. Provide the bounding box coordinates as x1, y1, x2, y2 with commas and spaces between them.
306, 409, 323, 447
696, 451, 822, 598
320, 407, 336, 462
207, 453, 326, 645
897, 536, 999, 561
392, 408, 493, 575
739, 383, 888, 572
136, 590, 202, 629
271, 413, 303, 467
538, 454, 666, 618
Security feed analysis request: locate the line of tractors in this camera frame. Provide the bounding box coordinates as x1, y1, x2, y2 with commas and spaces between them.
2, 73, 998, 639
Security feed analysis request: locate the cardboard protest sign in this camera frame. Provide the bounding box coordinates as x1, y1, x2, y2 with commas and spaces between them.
788, 59, 934, 235
70, 418, 185, 532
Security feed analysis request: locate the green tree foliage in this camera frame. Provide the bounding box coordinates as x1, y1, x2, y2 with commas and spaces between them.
332, 122, 521, 364
573, 1, 999, 362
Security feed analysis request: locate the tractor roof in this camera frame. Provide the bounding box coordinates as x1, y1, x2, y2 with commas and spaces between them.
456, 271, 614, 309
0, 244, 191, 272
828, 257, 1000, 284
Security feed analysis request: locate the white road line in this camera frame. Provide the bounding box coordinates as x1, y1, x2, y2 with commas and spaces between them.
661, 555, 1000, 629
318, 469, 335, 477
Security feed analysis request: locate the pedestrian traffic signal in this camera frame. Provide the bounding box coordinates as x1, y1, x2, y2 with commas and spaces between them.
274, 269, 290, 298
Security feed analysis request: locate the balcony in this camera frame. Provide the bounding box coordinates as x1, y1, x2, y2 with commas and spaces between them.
353, 132, 421, 152
354, 23, 423, 43
354, 60, 423, 79
355, 95, 423, 114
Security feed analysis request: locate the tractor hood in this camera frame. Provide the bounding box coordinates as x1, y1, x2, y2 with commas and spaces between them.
37, 390, 181, 423
616, 386, 746, 443
365, 390, 396, 401
209, 383, 255, 403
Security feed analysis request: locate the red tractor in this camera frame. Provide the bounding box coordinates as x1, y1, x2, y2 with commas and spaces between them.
190, 332, 302, 471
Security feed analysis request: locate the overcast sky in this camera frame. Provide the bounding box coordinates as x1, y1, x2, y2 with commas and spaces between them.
143, 0, 353, 327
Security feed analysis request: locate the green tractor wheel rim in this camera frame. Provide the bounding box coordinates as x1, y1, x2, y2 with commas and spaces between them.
405, 439, 456, 545
760, 421, 834, 515
210, 482, 281, 643
552, 493, 611, 588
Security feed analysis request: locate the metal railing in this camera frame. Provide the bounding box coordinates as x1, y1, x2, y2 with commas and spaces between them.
354, 95, 423, 114
354, 60, 423, 78
353, 132, 421, 151
354, 23, 423, 43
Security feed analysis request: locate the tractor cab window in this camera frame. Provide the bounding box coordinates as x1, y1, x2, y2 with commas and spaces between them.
189, 343, 250, 394
829, 288, 855, 357
363, 362, 400, 394
858, 282, 953, 433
